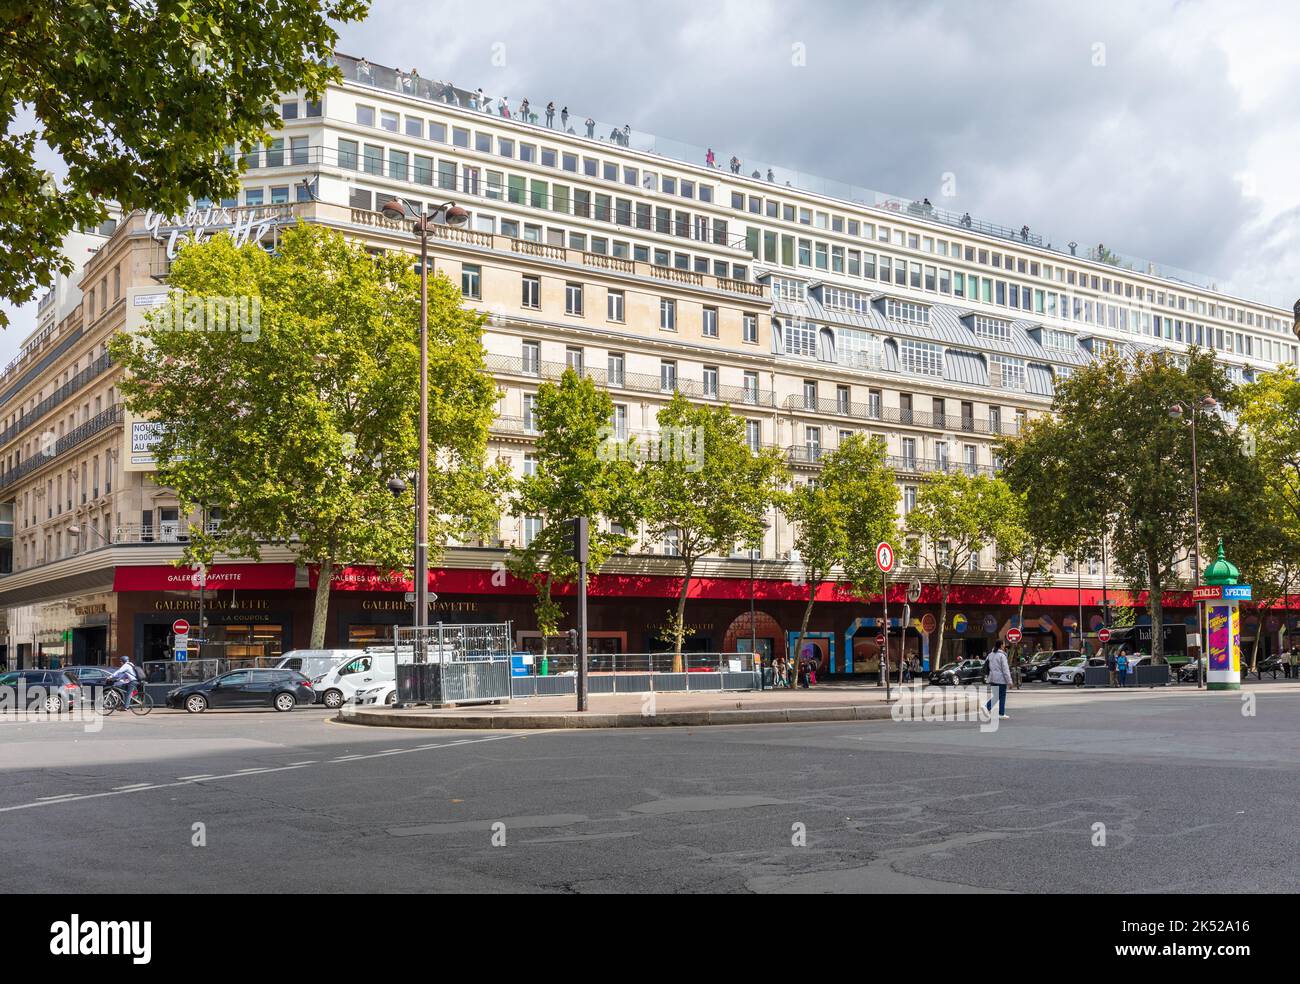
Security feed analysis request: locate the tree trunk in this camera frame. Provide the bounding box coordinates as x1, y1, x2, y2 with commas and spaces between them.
1250, 622, 1262, 676
310, 558, 333, 648
793, 583, 816, 684
935, 586, 949, 669
1147, 556, 1165, 663
672, 557, 693, 672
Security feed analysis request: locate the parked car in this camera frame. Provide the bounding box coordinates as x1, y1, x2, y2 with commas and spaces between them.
1046, 656, 1106, 686
929, 658, 987, 686
1020, 649, 1082, 682
274, 649, 364, 680
354, 681, 397, 706
0, 669, 83, 713
311, 652, 396, 709
167, 668, 314, 713
63, 665, 115, 704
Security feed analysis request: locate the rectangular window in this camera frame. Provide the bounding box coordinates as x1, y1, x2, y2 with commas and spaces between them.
461, 264, 481, 299
521, 276, 540, 309
702, 307, 718, 337
337, 138, 358, 170
988, 355, 1026, 391
608, 353, 625, 387
703, 366, 719, 398
660, 298, 676, 331
746, 420, 761, 453
743, 313, 758, 344
743, 371, 759, 405
607, 290, 625, 322
899, 339, 944, 377
972, 315, 1011, 341
784, 321, 817, 358
660, 360, 677, 392
565, 283, 584, 316
886, 299, 930, 326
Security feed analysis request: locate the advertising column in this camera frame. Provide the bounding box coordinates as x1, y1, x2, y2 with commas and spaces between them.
1198, 541, 1249, 692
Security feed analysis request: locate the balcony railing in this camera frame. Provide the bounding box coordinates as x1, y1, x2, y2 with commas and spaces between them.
0, 352, 114, 450
787, 445, 996, 476
487, 353, 778, 408
0, 405, 123, 491
784, 395, 1019, 436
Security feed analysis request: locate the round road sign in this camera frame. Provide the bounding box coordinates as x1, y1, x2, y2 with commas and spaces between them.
875, 633, 886, 647
1098, 627, 1112, 644
875, 541, 895, 573
1006, 627, 1023, 644
172, 619, 190, 636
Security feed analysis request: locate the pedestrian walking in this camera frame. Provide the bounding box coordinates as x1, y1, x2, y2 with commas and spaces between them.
1288, 645, 1299, 679
985, 643, 1012, 719
1106, 647, 1118, 686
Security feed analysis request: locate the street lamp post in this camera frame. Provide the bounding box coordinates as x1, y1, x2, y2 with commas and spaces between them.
379, 199, 469, 650
1169, 395, 1218, 689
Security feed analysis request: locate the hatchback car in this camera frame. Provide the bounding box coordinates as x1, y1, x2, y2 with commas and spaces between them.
63, 665, 115, 704
0, 669, 83, 713
1020, 650, 1082, 682
167, 668, 314, 713
929, 658, 987, 686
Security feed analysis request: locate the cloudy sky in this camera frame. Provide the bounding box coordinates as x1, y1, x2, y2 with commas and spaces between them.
3, 0, 1297, 360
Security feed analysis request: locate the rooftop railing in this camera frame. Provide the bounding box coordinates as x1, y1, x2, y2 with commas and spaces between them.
332, 53, 1237, 300
783, 394, 1020, 436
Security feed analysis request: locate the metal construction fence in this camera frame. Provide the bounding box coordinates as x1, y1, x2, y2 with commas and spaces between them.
511, 670, 760, 697
520, 651, 755, 675
142, 656, 279, 685
393, 622, 514, 706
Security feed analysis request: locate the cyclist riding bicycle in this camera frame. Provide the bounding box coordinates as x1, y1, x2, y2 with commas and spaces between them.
106, 654, 142, 709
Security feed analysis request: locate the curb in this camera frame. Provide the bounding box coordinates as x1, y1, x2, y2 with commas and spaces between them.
339, 702, 905, 730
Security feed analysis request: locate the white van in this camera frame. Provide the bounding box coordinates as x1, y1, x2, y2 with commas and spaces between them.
275, 649, 364, 681
311, 652, 396, 709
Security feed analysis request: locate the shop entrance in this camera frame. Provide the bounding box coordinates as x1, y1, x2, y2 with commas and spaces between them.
72, 626, 109, 665
139, 620, 287, 666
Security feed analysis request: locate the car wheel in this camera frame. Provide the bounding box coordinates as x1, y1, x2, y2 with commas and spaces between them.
273, 692, 296, 712
384, 691, 397, 705
185, 694, 208, 714
322, 689, 344, 710
43, 694, 64, 714
1073, 674, 1084, 686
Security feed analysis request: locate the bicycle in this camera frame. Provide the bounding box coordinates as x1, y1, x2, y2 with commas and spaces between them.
102, 684, 154, 716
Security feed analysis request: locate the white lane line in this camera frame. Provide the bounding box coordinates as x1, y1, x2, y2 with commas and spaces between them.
0, 734, 529, 814
176, 774, 212, 781
287, 760, 316, 766
332, 754, 365, 762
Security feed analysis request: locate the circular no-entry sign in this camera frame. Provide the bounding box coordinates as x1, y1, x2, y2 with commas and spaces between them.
1098, 627, 1112, 644
875, 541, 895, 574
1006, 627, 1023, 644
172, 619, 190, 636
875, 634, 886, 647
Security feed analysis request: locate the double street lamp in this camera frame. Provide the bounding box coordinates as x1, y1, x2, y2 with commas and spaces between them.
1169, 394, 1218, 689
378, 199, 469, 633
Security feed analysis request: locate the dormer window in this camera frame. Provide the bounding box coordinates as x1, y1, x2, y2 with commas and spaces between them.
972, 315, 1011, 341
899, 339, 943, 377
886, 299, 930, 327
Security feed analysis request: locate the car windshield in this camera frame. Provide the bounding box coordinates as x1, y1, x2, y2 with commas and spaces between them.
1059, 658, 1085, 667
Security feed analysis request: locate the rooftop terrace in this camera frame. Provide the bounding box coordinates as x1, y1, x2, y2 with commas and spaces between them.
333, 53, 1260, 307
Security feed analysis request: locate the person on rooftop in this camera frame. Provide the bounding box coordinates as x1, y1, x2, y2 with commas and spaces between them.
706, 147, 716, 167
498, 97, 510, 118
585, 116, 595, 137
1021, 224, 1030, 241
545, 102, 555, 127
767, 168, 774, 181
561, 106, 569, 129
519, 98, 530, 119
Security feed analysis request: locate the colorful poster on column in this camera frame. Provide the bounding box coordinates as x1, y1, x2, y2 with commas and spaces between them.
1207, 604, 1237, 673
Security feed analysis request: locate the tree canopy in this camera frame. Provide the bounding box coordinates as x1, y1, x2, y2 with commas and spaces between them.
0, 0, 366, 325
111, 221, 500, 645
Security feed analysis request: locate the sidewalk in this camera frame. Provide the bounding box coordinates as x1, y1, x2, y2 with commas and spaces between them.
340, 677, 1300, 730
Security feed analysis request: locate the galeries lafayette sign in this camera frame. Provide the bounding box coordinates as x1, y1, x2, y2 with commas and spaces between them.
144, 205, 282, 259
113, 564, 298, 591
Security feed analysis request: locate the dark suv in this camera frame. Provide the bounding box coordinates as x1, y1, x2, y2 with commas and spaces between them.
930, 658, 988, 685
1020, 649, 1082, 682
167, 668, 314, 713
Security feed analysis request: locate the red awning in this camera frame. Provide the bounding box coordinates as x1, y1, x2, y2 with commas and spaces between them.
112, 563, 299, 591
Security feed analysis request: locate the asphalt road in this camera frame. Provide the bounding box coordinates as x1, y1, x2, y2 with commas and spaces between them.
3, 688, 1298, 893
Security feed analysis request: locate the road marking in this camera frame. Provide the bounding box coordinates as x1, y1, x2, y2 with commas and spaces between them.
287, 760, 316, 766
0, 733, 529, 815
176, 774, 212, 781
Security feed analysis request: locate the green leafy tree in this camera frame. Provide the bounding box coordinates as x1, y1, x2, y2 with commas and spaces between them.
999, 348, 1262, 662
642, 393, 787, 670
784, 434, 899, 673
904, 472, 1011, 666
0, 0, 367, 327
111, 222, 500, 647
508, 369, 642, 657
